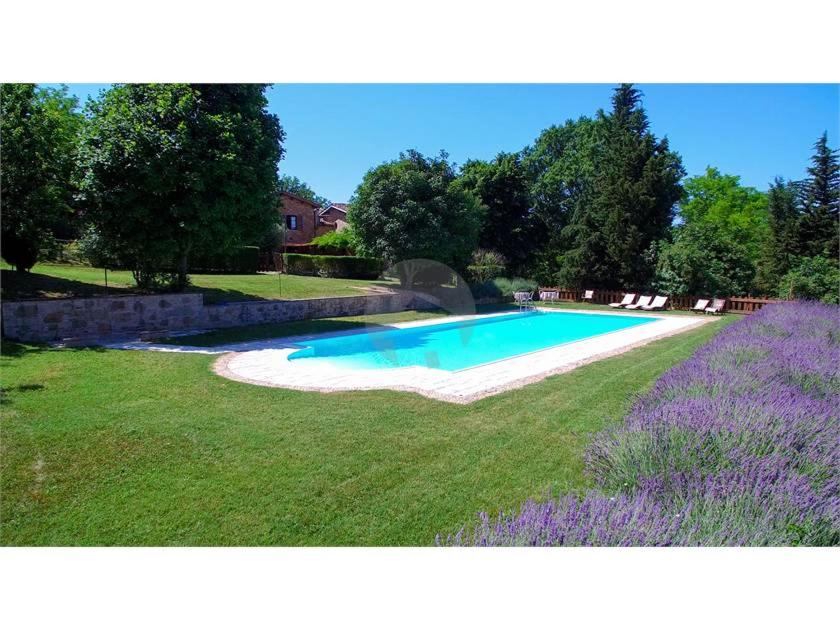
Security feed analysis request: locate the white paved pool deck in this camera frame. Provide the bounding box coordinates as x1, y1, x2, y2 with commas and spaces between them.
112, 308, 711, 404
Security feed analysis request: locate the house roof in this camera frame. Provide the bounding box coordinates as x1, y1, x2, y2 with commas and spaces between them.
318, 203, 349, 216
279, 191, 321, 209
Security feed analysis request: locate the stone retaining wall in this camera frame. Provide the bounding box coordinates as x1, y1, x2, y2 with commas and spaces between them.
1, 291, 428, 343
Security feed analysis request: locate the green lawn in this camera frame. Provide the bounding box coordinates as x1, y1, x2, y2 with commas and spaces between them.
0, 261, 393, 303
0, 309, 733, 546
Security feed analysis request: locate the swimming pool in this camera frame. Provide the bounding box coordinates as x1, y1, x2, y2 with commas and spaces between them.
287, 310, 658, 372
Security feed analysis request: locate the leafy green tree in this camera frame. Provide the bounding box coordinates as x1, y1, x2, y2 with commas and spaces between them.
521, 117, 599, 283
798, 132, 839, 258
557, 85, 685, 289
777, 256, 839, 304
77, 84, 284, 289
1, 84, 81, 270
755, 178, 803, 294
653, 222, 756, 297
458, 153, 535, 275
279, 174, 331, 208
348, 150, 483, 283
679, 167, 769, 261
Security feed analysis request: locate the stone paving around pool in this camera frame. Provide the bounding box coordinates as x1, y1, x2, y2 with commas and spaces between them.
111, 308, 712, 404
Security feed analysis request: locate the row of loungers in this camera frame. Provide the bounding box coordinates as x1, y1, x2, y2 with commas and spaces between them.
523, 290, 728, 315
608, 294, 668, 311
688, 297, 727, 315
608, 293, 726, 314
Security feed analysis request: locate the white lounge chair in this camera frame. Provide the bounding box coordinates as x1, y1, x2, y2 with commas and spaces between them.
641, 295, 668, 311
705, 298, 726, 315
625, 295, 653, 310
514, 291, 534, 310
539, 290, 559, 304
690, 298, 710, 313
582, 290, 594, 302
609, 293, 636, 308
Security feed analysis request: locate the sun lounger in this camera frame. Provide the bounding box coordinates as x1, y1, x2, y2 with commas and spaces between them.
705, 298, 726, 315
641, 295, 668, 311
539, 290, 559, 304
690, 298, 710, 312
582, 290, 594, 301
625, 295, 652, 310
609, 293, 636, 308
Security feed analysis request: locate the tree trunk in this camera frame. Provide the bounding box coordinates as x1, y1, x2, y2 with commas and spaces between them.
177, 248, 190, 290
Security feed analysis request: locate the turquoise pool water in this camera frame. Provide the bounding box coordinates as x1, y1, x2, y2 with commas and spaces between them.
287, 310, 658, 372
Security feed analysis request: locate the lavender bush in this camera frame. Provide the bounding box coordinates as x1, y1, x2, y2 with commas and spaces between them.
440, 302, 840, 546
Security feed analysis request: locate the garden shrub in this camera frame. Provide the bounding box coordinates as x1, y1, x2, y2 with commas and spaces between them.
777, 256, 839, 304
470, 277, 539, 302
282, 253, 383, 279
495, 277, 539, 296
260, 222, 284, 252
53, 240, 86, 265
467, 249, 506, 283
469, 276, 538, 300
77, 225, 124, 268
310, 229, 356, 255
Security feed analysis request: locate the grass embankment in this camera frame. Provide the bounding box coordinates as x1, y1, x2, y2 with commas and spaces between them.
0, 310, 732, 546
1, 261, 393, 303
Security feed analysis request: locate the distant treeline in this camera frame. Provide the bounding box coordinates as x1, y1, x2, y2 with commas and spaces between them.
2, 84, 837, 301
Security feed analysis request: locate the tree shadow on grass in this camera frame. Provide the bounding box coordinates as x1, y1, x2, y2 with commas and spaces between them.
0, 383, 46, 406
1, 339, 108, 359
1, 269, 138, 301
1, 269, 272, 304
194, 287, 271, 304
156, 318, 386, 346
0, 340, 51, 359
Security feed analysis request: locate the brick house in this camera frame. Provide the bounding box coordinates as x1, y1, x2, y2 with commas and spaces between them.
315, 203, 350, 237
279, 192, 321, 245
279, 193, 349, 245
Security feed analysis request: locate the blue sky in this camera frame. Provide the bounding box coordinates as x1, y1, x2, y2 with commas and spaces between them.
51, 83, 839, 203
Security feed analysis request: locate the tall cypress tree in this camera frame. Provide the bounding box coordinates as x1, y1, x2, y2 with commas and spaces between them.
798, 132, 839, 258
557, 84, 684, 289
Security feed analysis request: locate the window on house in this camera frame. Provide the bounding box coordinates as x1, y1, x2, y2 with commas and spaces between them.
286, 215, 299, 230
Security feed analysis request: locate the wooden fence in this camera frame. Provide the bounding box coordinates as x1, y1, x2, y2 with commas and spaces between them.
538, 288, 783, 314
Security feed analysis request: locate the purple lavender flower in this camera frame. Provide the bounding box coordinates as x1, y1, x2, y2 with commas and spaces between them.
440, 302, 840, 546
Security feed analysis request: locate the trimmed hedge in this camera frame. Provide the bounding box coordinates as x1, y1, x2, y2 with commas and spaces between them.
283, 254, 384, 280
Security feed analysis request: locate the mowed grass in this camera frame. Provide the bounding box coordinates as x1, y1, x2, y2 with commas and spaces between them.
1, 261, 393, 303
0, 310, 733, 546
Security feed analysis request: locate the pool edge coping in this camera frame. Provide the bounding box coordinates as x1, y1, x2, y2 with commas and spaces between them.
211, 311, 713, 404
